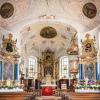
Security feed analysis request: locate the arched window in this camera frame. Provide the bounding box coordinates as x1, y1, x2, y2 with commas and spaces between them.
29, 56, 37, 78
59, 56, 69, 79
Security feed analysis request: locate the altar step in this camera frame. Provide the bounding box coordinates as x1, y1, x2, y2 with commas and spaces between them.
35, 96, 62, 100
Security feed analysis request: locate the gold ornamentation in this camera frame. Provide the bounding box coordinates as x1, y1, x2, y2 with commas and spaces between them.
80, 33, 97, 62
2, 33, 17, 53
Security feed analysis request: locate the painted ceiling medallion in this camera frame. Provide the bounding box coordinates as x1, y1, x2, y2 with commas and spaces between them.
0, 2, 14, 18
40, 26, 57, 39
82, 3, 97, 19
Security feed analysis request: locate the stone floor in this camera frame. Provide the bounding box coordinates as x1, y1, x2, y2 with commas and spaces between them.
35, 96, 62, 100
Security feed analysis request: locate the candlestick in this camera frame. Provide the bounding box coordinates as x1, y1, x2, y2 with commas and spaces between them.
69, 78, 70, 86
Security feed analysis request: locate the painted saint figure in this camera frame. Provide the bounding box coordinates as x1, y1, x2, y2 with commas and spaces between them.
85, 63, 94, 80
3, 62, 13, 80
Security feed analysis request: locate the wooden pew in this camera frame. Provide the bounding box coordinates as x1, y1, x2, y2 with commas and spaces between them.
64, 92, 100, 100
0, 92, 35, 100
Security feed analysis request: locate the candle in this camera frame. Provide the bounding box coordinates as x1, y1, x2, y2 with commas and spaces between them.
69, 78, 70, 86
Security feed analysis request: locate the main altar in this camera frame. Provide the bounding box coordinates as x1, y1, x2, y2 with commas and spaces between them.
41, 74, 56, 96
37, 49, 57, 96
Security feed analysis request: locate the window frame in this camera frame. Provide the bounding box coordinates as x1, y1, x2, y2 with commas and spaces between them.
59, 56, 69, 79
28, 56, 37, 79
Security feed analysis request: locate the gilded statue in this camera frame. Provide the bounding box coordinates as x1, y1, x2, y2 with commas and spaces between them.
2, 33, 17, 53
81, 33, 96, 52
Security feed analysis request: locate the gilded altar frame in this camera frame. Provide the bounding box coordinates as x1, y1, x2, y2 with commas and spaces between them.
0, 33, 20, 81
0, 55, 14, 81
80, 33, 97, 80
40, 49, 55, 78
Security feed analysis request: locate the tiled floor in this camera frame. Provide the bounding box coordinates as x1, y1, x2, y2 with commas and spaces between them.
36, 96, 62, 100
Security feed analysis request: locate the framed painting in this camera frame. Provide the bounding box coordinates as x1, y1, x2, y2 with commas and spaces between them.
85, 63, 95, 80
3, 62, 13, 80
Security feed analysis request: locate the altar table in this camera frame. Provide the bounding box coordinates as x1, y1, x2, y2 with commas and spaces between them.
41, 84, 56, 96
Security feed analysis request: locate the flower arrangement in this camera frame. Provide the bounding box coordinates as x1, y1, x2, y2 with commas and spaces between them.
76, 80, 100, 90
88, 80, 96, 85
0, 80, 21, 89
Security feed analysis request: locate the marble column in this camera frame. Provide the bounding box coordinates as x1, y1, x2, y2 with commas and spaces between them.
53, 62, 55, 79
79, 64, 83, 80
14, 63, 18, 80
0, 61, 2, 80
96, 52, 100, 80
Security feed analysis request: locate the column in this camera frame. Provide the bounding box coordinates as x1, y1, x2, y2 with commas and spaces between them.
24, 58, 28, 78
53, 62, 55, 79
0, 61, 2, 80
96, 52, 100, 80
79, 64, 83, 80
14, 63, 18, 80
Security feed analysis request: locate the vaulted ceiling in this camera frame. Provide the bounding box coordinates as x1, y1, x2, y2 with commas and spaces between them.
0, 0, 100, 58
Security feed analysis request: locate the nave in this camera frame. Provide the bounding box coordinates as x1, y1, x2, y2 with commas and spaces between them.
0, 0, 100, 100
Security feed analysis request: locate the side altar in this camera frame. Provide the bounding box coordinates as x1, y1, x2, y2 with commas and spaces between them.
0, 33, 23, 92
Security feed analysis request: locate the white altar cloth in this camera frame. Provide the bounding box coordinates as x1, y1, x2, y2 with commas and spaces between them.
75, 89, 100, 93
41, 84, 56, 87
0, 88, 23, 92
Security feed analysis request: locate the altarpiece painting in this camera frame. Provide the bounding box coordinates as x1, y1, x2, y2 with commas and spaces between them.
85, 63, 95, 80
3, 62, 13, 80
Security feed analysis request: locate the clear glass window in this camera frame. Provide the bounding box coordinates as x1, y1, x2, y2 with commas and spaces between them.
29, 57, 37, 78
59, 56, 69, 79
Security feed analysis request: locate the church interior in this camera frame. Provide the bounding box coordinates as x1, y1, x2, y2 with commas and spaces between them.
0, 0, 100, 100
